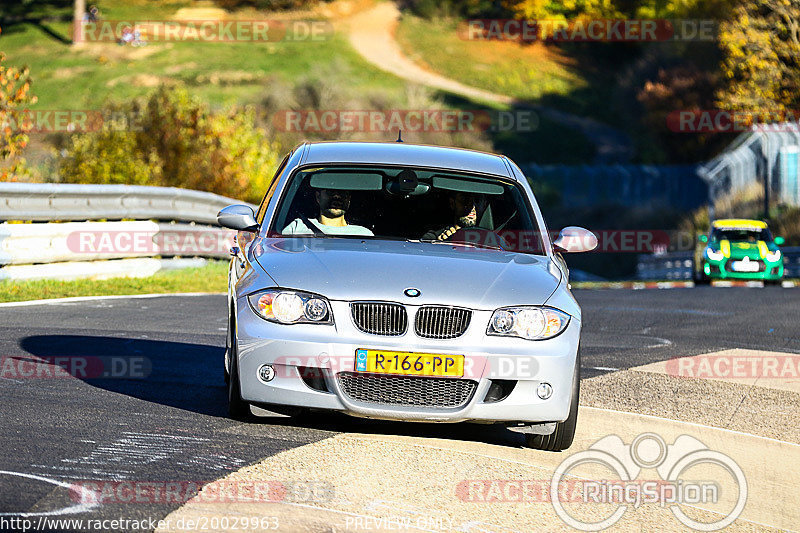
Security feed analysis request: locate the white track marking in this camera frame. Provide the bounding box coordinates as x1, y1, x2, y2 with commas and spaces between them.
33, 432, 210, 481
0, 292, 225, 308
0, 471, 98, 517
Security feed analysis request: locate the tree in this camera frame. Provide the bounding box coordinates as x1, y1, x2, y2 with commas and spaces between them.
0, 34, 37, 180
73, 0, 86, 46
717, 0, 800, 113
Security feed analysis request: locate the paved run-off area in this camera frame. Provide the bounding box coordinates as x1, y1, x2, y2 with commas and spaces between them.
1, 287, 798, 531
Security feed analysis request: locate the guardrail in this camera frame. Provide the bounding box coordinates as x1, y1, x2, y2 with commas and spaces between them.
0, 183, 250, 281
637, 248, 800, 280
0, 182, 255, 224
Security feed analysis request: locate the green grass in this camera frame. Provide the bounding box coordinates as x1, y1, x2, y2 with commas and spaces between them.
395, 15, 584, 103
1, 2, 407, 111
0, 260, 228, 302
395, 14, 624, 127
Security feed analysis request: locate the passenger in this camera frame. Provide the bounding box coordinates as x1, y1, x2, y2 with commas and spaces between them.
282, 188, 373, 236
422, 191, 487, 241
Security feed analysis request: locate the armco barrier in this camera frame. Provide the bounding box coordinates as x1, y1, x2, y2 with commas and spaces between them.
0, 221, 233, 265
637, 248, 800, 280
637, 251, 694, 280
0, 182, 255, 224
0, 183, 251, 280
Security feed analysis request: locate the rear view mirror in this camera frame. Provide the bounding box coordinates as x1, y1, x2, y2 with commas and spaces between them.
775, 236, 785, 246
553, 226, 598, 253
217, 204, 258, 232
699, 235, 708, 243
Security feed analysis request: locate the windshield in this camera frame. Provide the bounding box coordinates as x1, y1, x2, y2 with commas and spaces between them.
711, 228, 773, 243
268, 165, 545, 254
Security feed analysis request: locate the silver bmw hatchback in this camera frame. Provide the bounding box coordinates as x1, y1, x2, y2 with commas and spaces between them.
218, 141, 597, 451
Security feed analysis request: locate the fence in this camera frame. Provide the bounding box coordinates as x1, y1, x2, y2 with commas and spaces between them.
0, 183, 252, 281
523, 164, 707, 210
697, 124, 800, 206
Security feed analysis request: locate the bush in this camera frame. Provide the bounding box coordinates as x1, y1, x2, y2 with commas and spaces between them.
59, 86, 280, 204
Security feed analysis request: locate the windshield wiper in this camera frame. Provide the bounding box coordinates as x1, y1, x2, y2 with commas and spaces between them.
422, 239, 504, 251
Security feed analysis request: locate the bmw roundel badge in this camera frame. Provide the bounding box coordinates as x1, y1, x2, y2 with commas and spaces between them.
404, 288, 421, 297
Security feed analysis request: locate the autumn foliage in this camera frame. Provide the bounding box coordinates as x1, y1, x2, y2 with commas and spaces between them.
0, 43, 37, 180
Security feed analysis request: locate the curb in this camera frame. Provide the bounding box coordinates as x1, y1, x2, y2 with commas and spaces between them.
572, 281, 694, 290
572, 280, 799, 289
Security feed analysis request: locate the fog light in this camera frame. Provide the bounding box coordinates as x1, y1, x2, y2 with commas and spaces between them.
257, 364, 275, 383
537, 382, 553, 400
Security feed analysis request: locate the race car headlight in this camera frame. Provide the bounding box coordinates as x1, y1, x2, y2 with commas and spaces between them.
765, 249, 781, 262
487, 307, 570, 340
705, 247, 725, 261
248, 289, 332, 324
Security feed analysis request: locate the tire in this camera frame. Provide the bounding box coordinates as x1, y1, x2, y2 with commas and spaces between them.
694, 269, 710, 285
526, 351, 580, 452
227, 334, 252, 421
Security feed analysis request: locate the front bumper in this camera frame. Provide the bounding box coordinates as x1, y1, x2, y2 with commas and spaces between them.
234, 298, 580, 424
703, 259, 784, 280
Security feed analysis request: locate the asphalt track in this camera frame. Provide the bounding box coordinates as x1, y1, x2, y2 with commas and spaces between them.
0, 287, 798, 531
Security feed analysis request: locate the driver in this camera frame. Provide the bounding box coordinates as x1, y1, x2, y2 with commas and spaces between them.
421, 191, 487, 241
282, 188, 373, 236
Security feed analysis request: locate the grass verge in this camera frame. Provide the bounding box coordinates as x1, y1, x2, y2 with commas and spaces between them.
395, 15, 583, 103
2, 2, 406, 111
0, 260, 228, 303
395, 14, 621, 126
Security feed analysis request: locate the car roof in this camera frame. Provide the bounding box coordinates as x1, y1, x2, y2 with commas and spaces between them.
712, 219, 768, 230
300, 141, 515, 179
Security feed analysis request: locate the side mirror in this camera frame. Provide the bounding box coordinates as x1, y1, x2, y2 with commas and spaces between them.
698, 235, 708, 243
553, 226, 598, 253
217, 204, 259, 232
775, 236, 785, 246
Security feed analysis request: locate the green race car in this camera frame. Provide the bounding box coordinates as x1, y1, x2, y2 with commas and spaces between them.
695, 219, 785, 284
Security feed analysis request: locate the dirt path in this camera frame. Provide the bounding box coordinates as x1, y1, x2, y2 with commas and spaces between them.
346, 2, 634, 163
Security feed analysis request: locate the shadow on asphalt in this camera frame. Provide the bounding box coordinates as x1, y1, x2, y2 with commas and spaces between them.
19, 334, 229, 417
19, 334, 534, 450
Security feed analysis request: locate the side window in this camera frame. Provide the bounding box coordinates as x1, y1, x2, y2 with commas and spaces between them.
256, 153, 290, 224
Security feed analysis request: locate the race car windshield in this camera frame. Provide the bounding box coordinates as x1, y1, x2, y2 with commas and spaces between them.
269, 166, 545, 254
712, 228, 773, 243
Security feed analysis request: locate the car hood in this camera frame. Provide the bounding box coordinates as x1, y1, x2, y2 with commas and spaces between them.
252, 238, 561, 310
717, 239, 775, 260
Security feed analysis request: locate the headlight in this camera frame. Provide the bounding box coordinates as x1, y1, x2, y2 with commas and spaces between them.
248, 289, 332, 324
487, 307, 570, 340
705, 247, 725, 261
765, 249, 781, 262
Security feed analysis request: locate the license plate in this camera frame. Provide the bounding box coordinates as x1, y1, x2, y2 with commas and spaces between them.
732, 261, 759, 272
354, 349, 464, 377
